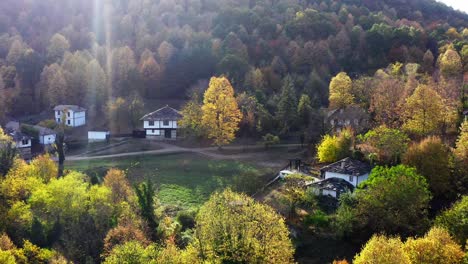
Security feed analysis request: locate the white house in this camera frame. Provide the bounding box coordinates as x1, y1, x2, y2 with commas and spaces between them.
31, 125, 56, 145
4, 129, 32, 160
140, 106, 182, 140
320, 158, 371, 187
54, 105, 86, 127
88, 131, 110, 142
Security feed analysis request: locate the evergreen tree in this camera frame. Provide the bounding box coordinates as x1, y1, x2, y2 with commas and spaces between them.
277, 75, 298, 134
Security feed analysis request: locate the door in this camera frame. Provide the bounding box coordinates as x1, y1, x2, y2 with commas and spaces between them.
164, 129, 171, 138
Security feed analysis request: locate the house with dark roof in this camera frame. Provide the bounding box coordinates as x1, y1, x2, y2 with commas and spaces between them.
54, 105, 86, 127
307, 178, 354, 199
320, 157, 372, 187
140, 106, 182, 140
7, 121, 56, 145
3, 123, 32, 160
325, 106, 369, 133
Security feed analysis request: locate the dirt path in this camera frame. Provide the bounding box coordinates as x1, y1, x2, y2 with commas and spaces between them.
67, 143, 303, 161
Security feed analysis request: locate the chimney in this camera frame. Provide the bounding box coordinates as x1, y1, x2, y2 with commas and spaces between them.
341, 161, 345, 169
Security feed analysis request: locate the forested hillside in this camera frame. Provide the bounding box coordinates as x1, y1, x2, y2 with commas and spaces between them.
0, 0, 466, 125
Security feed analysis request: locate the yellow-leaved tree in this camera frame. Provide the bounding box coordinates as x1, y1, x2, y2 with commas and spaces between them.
402, 84, 444, 136
329, 72, 354, 109
202, 76, 242, 147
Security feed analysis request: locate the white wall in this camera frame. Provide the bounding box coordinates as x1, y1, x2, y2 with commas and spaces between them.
324, 172, 369, 187
40, 134, 56, 145
88, 131, 109, 141
55, 110, 86, 127
16, 139, 31, 148
146, 129, 161, 136
144, 120, 177, 129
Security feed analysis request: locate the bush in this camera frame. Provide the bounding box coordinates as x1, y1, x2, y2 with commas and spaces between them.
262, 133, 280, 148
176, 211, 196, 231
304, 210, 329, 228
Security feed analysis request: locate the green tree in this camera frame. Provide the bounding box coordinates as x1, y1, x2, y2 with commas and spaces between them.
134, 179, 158, 239
329, 72, 354, 109
277, 75, 298, 133
127, 93, 145, 130
354, 165, 431, 237
435, 196, 468, 247
194, 189, 294, 263
201, 76, 242, 147
454, 121, 468, 193
359, 125, 410, 165
298, 94, 313, 128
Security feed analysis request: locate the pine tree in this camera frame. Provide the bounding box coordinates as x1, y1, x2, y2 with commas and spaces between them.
277, 75, 298, 134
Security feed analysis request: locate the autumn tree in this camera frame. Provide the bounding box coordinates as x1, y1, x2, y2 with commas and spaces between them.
317, 128, 353, 163
194, 189, 294, 263
39, 64, 68, 108
403, 137, 452, 198
106, 97, 128, 134
359, 125, 410, 165
61, 51, 88, 105
370, 76, 405, 127
439, 48, 463, 78
354, 235, 410, 264
201, 76, 242, 147
454, 121, 468, 193
422, 49, 434, 73
329, 72, 354, 109
111, 46, 137, 96
180, 93, 204, 138
134, 179, 158, 240
47, 34, 70, 63
139, 54, 161, 97
0, 128, 17, 177
85, 59, 108, 118
404, 227, 465, 264
402, 84, 444, 136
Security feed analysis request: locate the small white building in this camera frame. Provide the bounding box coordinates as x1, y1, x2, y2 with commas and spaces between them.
54, 105, 86, 127
320, 158, 371, 187
34, 125, 56, 145
141, 106, 182, 140
88, 131, 110, 142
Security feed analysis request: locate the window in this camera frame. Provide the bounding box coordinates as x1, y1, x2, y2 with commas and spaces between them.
163, 120, 169, 126
57, 118, 61, 123
56, 111, 60, 116
67, 120, 71, 125
22, 140, 28, 145
67, 112, 70, 117
349, 175, 354, 183
149, 121, 154, 126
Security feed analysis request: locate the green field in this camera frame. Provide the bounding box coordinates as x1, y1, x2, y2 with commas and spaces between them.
65, 153, 274, 210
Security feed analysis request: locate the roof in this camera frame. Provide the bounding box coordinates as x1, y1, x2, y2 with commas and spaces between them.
8, 130, 31, 142
54, 105, 86, 112
307, 177, 354, 193
140, 105, 182, 121
5, 121, 20, 131
320, 157, 371, 176
32, 125, 56, 136
326, 106, 368, 120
